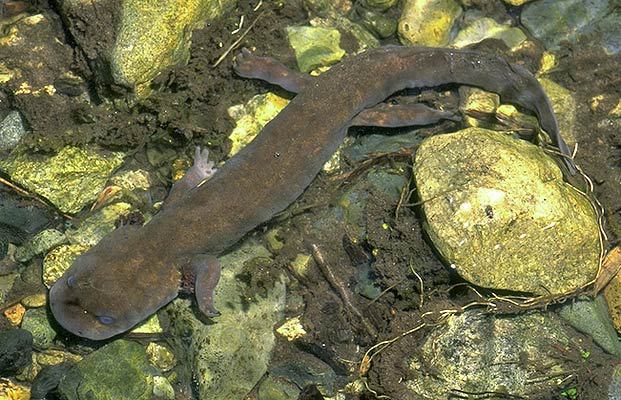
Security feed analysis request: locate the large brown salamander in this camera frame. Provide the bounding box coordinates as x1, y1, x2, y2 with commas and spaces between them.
49, 46, 576, 340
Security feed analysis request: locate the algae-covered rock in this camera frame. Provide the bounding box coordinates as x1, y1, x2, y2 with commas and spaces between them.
451, 17, 527, 49
414, 128, 599, 295
20, 307, 56, 349
59, 0, 237, 98
403, 311, 574, 397
227, 93, 290, 157
15, 229, 66, 262
0, 146, 124, 214
57, 340, 156, 400
285, 26, 346, 73
0, 111, 26, 152
42, 244, 89, 288
521, 0, 617, 54
163, 240, 287, 399
112, 0, 235, 97
398, 0, 462, 46
65, 202, 134, 246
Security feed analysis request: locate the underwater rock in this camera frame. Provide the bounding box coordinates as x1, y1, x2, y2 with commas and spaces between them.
0, 111, 26, 152
42, 244, 89, 288
356, 7, 397, 39
15, 229, 66, 263
403, 311, 580, 397
414, 128, 600, 295
398, 0, 462, 46
20, 307, 56, 349
451, 17, 526, 49
146, 342, 176, 372
521, 0, 619, 55
557, 295, 621, 356
162, 239, 287, 399
0, 328, 32, 376
285, 26, 346, 73
0, 146, 124, 214
0, 378, 30, 400
227, 93, 290, 157
57, 340, 157, 400
57, 0, 237, 98
30, 362, 73, 400
64, 202, 134, 246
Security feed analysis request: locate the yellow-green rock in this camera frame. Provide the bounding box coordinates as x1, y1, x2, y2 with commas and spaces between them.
458, 86, 499, 128
285, 26, 346, 73
111, 0, 236, 97
146, 342, 176, 371
414, 128, 599, 295
65, 202, 134, 246
227, 92, 290, 156
398, 0, 462, 46
502, 0, 534, 6
42, 244, 89, 288
0, 146, 124, 214
451, 17, 527, 49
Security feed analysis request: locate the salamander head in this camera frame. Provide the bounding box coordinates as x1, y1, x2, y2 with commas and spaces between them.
49, 247, 179, 340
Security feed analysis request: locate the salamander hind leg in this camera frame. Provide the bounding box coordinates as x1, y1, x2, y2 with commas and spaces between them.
190, 254, 221, 318
164, 146, 217, 207
233, 48, 314, 93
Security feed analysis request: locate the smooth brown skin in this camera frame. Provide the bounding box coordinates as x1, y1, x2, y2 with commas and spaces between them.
49, 46, 575, 340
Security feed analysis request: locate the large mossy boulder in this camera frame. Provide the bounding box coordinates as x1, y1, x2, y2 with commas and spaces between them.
414, 128, 599, 295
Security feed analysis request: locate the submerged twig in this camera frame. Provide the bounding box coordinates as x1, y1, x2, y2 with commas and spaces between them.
310, 243, 377, 338
212, 11, 265, 68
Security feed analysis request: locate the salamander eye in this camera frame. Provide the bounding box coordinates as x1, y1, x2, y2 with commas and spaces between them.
67, 275, 76, 287
97, 316, 116, 325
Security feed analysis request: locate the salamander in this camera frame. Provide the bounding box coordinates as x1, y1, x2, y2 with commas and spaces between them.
49, 46, 576, 340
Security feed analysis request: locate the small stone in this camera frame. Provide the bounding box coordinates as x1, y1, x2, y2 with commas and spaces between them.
398, 0, 462, 46
130, 313, 163, 335
20, 307, 56, 349
227, 93, 289, 157
0, 329, 33, 375
42, 244, 89, 288
15, 229, 66, 262
558, 295, 621, 356
276, 316, 307, 341
502, 0, 533, 5
258, 375, 301, 400
0, 146, 125, 214
290, 254, 313, 278
265, 229, 285, 253
451, 17, 526, 49
285, 26, 346, 73
152, 376, 175, 400
146, 343, 176, 372
0, 378, 30, 400
21, 293, 47, 308
3, 303, 26, 326
57, 340, 156, 400
65, 202, 134, 246
414, 128, 599, 295
0, 111, 27, 152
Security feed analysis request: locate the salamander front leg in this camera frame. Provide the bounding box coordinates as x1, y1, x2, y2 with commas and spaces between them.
164, 146, 217, 207
191, 254, 221, 318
